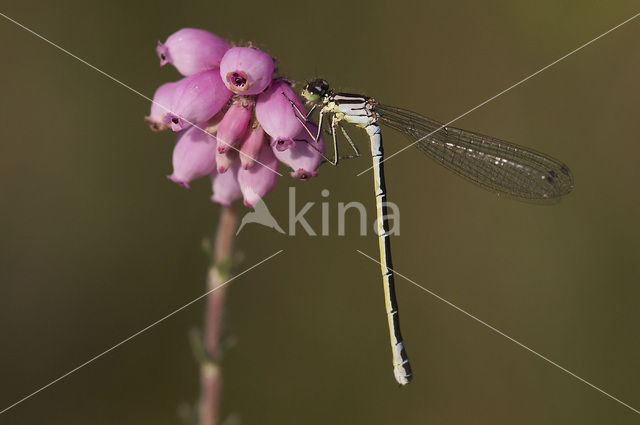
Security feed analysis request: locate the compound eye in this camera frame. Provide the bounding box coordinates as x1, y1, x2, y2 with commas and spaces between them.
308, 79, 327, 95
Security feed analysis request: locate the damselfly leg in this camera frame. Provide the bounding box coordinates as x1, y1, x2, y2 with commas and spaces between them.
284, 92, 361, 165
339, 123, 361, 160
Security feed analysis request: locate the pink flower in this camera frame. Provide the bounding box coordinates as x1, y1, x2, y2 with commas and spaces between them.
239, 123, 265, 169
163, 69, 232, 132
157, 28, 230, 76
238, 145, 278, 207
255, 80, 305, 152
167, 126, 217, 188
148, 28, 328, 209
210, 161, 242, 206
145, 81, 179, 131
216, 101, 252, 153
274, 123, 325, 180
220, 47, 274, 95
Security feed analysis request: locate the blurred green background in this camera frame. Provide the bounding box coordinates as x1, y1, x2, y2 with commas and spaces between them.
1, 1, 639, 424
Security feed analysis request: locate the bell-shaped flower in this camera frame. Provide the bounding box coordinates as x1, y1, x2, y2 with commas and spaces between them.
145, 81, 179, 131
216, 101, 252, 153
163, 69, 232, 132
238, 145, 278, 207
167, 126, 217, 188
255, 80, 305, 151
157, 28, 230, 76
239, 123, 265, 169
220, 47, 274, 95
274, 123, 325, 180
210, 161, 242, 206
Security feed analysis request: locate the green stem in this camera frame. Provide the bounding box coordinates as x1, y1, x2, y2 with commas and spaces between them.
198, 206, 238, 425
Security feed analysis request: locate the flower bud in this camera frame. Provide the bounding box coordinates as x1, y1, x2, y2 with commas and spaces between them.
238, 145, 278, 207
204, 110, 226, 134
220, 46, 274, 95
163, 70, 232, 132
274, 123, 325, 180
216, 102, 252, 153
167, 126, 217, 188
215, 149, 236, 173
210, 161, 242, 206
239, 123, 265, 169
255, 80, 305, 151
145, 81, 179, 131
157, 28, 230, 76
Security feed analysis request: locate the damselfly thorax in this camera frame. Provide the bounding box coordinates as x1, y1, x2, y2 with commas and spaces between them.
326, 93, 378, 126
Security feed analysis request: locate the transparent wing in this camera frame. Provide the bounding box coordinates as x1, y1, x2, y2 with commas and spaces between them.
375, 104, 574, 202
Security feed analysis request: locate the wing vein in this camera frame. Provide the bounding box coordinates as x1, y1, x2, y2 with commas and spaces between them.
375, 104, 574, 202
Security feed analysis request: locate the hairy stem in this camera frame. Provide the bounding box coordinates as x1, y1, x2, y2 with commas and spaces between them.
198, 206, 238, 425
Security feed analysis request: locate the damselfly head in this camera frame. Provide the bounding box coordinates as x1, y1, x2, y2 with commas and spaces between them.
301, 78, 330, 103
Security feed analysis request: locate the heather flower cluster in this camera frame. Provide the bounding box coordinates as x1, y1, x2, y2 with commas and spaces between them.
145, 28, 325, 207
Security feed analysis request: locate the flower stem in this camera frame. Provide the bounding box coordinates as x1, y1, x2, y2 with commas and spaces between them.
199, 206, 238, 425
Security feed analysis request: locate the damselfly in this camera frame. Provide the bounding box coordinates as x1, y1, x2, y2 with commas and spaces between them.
287, 79, 574, 386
